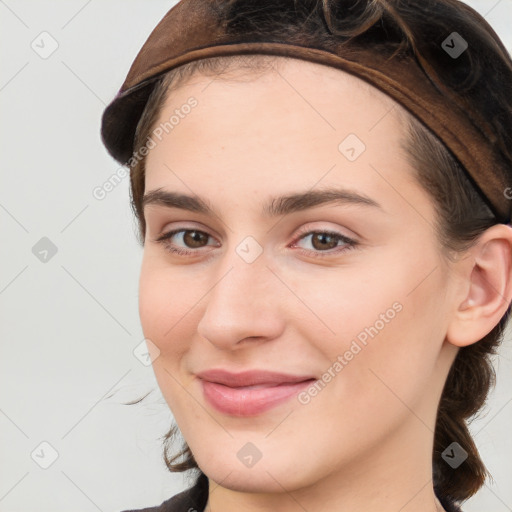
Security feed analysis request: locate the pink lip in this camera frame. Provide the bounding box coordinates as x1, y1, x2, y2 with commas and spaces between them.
197, 369, 316, 416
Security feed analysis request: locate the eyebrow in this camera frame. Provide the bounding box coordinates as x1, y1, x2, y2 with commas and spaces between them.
142, 187, 382, 218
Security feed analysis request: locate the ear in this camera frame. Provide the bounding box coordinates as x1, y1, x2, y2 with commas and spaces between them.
446, 224, 512, 347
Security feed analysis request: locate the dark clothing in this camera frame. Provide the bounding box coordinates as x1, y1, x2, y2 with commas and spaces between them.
121, 472, 463, 512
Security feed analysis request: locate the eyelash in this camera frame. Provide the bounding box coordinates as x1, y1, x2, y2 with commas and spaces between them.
152, 225, 358, 259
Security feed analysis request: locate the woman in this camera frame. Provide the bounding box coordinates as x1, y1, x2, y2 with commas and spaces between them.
100, 1, 512, 511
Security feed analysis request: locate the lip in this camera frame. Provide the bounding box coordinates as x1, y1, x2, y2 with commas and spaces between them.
197, 369, 317, 416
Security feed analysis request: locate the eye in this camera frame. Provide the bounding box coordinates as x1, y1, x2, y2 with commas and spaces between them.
152, 226, 358, 259
153, 228, 219, 256
290, 228, 357, 258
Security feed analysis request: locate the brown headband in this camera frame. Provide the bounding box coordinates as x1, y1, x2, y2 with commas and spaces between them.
100, 0, 512, 223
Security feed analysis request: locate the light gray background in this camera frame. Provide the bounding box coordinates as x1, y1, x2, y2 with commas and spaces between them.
1, 1, 511, 511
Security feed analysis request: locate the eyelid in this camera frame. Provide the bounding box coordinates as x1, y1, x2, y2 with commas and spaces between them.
288, 225, 358, 257
152, 225, 220, 248
151, 221, 355, 244
152, 221, 359, 259
291, 222, 357, 243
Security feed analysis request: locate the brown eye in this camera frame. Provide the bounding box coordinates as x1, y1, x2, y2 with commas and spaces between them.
154, 228, 218, 256
292, 229, 357, 259
310, 232, 339, 251
183, 230, 209, 248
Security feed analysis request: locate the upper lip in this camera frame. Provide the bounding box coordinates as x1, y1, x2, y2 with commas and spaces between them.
196, 369, 316, 387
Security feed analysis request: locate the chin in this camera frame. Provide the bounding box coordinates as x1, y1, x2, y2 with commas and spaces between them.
202, 466, 295, 494
196, 448, 318, 495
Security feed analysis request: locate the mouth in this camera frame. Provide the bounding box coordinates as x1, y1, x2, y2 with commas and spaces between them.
197, 369, 317, 416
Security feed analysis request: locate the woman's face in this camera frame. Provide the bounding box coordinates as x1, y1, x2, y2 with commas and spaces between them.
139, 58, 460, 493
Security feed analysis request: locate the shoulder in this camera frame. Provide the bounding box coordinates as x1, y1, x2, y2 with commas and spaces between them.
119, 487, 199, 512
120, 473, 209, 512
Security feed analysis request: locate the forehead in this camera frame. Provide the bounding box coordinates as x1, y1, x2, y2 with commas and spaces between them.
159, 55, 404, 123
148, 56, 408, 151
143, 55, 423, 220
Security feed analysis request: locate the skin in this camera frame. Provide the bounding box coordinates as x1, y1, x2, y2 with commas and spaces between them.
138, 57, 512, 512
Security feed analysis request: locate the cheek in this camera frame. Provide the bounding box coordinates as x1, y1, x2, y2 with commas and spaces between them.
290, 246, 447, 401
281, 255, 405, 352
138, 258, 202, 411
138, 257, 199, 357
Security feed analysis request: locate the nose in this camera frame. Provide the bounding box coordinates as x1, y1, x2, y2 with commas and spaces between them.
196, 247, 285, 350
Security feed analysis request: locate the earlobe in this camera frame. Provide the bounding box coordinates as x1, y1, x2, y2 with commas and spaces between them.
446, 224, 512, 348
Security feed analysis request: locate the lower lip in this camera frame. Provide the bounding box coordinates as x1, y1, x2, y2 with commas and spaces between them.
201, 379, 316, 416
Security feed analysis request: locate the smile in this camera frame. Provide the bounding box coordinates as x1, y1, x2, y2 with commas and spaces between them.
200, 379, 316, 416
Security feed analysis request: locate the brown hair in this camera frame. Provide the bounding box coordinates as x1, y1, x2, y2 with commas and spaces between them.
126, 0, 512, 505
